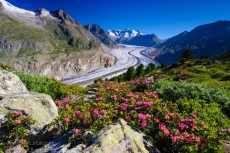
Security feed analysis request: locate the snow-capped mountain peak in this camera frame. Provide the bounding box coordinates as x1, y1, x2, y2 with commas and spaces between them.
107, 29, 143, 40
0, 0, 54, 17
0, 0, 36, 15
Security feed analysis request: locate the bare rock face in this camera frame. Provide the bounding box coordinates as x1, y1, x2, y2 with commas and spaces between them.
50, 9, 78, 25
0, 69, 28, 94
0, 49, 115, 80
34, 119, 159, 153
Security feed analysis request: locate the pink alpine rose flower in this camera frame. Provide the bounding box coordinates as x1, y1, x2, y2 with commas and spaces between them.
202, 122, 206, 127
16, 111, 22, 115
64, 118, 70, 123
141, 122, 147, 128
57, 100, 61, 106
93, 109, 99, 115
74, 111, 80, 115
15, 120, 21, 124
79, 114, 84, 119
191, 114, 196, 118
102, 110, 107, 115
125, 116, 131, 122
74, 129, 80, 135
114, 110, 118, 114
65, 104, 69, 109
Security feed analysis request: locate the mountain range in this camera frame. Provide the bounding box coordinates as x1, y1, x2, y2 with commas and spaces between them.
0, 0, 115, 79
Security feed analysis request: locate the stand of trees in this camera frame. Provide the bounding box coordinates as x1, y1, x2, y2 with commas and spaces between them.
110, 63, 156, 82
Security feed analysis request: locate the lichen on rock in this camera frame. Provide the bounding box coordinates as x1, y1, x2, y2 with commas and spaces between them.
0, 69, 28, 94
34, 119, 159, 153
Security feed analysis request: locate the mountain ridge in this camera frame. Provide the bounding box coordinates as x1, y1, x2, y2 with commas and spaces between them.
84, 24, 118, 48
155, 20, 230, 65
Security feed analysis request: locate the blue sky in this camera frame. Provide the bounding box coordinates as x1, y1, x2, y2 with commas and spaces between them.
5, 0, 230, 39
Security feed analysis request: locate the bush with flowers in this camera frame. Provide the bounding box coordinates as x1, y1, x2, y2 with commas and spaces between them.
0, 111, 36, 151
55, 79, 230, 153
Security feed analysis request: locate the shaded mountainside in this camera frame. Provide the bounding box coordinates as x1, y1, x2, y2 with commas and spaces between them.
0, 0, 115, 79
155, 21, 230, 65
124, 34, 165, 47
84, 24, 118, 48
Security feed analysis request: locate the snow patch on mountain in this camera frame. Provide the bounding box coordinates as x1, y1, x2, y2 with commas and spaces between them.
0, 0, 55, 18
0, 0, 36, 15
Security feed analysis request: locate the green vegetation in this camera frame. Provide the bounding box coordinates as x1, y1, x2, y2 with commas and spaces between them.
0, 64, 85, 100
150, 79, 229, 113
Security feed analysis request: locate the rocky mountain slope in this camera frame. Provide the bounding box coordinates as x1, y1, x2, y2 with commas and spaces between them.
155, 21, 230, 65
84, 24, 118, 48
0, 0, 115, 80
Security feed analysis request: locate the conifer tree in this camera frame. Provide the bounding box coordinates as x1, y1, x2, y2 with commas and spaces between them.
180, 48, 195, 61
126, 66, 135, 81
136, 64, 145, 77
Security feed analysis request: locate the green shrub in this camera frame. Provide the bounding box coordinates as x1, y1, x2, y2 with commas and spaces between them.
212, 71, 226, 78
149, 79, 229, 109
12, 71, 84, 100
0, 64, 84, 100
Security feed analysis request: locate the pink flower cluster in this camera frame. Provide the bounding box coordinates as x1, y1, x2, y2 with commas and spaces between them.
113, 95, 117, 101
149, 91, 157, 98
96, 97, 102, 101
159, 123, 170, 136
74, 129, 80, 135
118, 103, 129, 110
126, 93, 134, 97
10, 111, 22, 115
121, 97, 129, 102
15, 120, 21, 124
